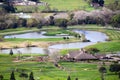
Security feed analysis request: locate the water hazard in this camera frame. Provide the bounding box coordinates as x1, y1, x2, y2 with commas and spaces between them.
1, 30, 108, 54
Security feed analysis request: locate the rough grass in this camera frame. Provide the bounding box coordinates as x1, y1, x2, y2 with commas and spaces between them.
0, 54, 118, 80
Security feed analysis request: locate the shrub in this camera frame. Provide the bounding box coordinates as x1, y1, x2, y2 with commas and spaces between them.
55, 19, 68, 29
0, 75, 3, 80
86, 48, 100, 54
19, 73, 28, 78
109, 63, 120, 74
29, 72, 35, 80
67, 75, 71, 80
9, 49, 13, 56
10, 71, 16, 80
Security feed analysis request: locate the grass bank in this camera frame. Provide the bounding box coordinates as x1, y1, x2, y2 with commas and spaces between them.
85, 41, 120, 53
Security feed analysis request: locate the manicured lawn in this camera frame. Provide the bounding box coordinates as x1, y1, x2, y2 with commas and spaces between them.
0, 54, 118, 80
41, 0, 94, 11
86, 41, 120, 53
13, 0, 115, 12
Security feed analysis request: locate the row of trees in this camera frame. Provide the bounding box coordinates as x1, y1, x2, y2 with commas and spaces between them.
0, 9, 120, 30
10, 71, 34, 80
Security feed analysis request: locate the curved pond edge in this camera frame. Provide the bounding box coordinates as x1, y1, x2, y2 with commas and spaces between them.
0, 29, 109, 54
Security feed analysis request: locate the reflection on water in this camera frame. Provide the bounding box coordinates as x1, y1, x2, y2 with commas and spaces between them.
0, 47, 45, 54
4, 31, 73, 39
73, 30, 108, 42
49, 30, 108, 49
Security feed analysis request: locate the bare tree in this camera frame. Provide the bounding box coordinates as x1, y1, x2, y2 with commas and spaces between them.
48, 49, 61, 63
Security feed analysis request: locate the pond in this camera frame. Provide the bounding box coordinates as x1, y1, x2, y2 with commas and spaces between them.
49, 30, 108, 49
0, 47, 46, 54
4, 31, 73, 39
1, 30, 108, 54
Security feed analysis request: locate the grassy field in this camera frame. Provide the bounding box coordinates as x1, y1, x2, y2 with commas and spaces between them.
8, 0, 116, 12
0, 54, 118, 80
40, 0, 114, 11
86, 41, 120, 53
41, 0, 94, 11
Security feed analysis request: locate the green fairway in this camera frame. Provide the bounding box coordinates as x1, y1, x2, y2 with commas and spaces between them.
0, 54, 118, 80
86, 41, 120, 53
15, 0, 115, 12
41, 0, 94, 11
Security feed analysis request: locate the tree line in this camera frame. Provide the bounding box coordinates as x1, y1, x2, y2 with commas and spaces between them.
0, 12, 120, 31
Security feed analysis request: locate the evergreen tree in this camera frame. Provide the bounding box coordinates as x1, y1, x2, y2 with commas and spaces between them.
9, 49, 13, 56
67, 76, 71, 80
75, 78, 78, 80
10, 71, 16, 80
49, 16, 55, 25
98, 0, 104, 7
0, 75, 3, 80
29, 72, 34, 80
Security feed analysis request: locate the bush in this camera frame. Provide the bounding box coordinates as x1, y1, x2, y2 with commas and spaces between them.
9, 49, 13, 56
19, 73, 28, 78
0, 75, 3, 80
109, 63, 120, 74
55, 19, 68, 29
86, 48, 100, 54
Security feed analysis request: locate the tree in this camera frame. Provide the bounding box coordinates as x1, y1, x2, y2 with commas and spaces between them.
111, 14, 120, 28
98, 0, 104, 7
19, 72, 28, 79
109, 63, 120, 74
49, 16, 55, 25
49, 49, 61, 63
10, 71, 16, 80
12, 23, 18, 28
31, 0, 39, 2
86, 48, 100, 54
29, 72, 34, 80
106, 0, 120, 10
55, 19, 68, 29
0, 35, 4, 41
67, 75, 71, 80
75, 78, 78, 80
0, 75, 3, 80
9, 49, 13, 56
3, 4, 16, 13
99, 66, 107, 80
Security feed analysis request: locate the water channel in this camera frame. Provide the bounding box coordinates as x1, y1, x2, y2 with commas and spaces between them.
0, 30, 108, 54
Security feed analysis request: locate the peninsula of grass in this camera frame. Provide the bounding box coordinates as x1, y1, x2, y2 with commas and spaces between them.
0, 54, 118, 80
